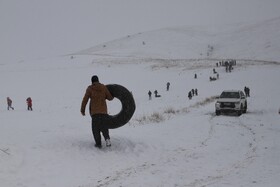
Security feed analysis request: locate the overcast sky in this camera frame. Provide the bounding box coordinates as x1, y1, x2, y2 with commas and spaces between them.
1, 0, 280, 63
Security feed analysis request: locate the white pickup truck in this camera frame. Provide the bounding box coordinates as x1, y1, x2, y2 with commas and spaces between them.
215, 90, 247, 116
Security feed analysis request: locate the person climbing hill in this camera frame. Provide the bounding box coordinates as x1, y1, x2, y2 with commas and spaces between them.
81, 75, 114, 148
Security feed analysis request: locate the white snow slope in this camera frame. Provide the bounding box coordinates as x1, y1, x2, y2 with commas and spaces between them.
76, 17, 280, 62
1, 18, 280, 187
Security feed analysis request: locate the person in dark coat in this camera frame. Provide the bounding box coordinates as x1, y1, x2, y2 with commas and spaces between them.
247, 87, 250, 97
188, 91, 192, 100
229, 64, 232, 72
81, 75, 114, 148
195, 88, 198, 96
7, 97, 14, 110
26, 97, 32, 111
166, 82, 170, 91
148, 90, 152, 100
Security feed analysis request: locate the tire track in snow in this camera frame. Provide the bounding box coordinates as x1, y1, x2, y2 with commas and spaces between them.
185, 113, 258, 187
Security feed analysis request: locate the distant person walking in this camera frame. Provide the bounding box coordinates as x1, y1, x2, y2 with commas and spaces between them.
244, 86, 250, 97
148, 90, 152, 100
191, 89, 195, 96
7, 97, 14, 110
166, 82, 170, 91
247, 87, 250, 97
81, 75, 114, 148
188, 91, 192, 100
26, 97, 32, 111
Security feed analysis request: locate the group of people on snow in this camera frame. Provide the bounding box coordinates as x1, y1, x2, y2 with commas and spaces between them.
213, 61, 252, 99
4, 97, 33, 111
148, 90, 161, 100
148, 82, 199, 101
188, 88, 198, 100
148, 82, 171, 100
244, 86, 250, 97
210, 60, 238, 81
216, 60, 237, 73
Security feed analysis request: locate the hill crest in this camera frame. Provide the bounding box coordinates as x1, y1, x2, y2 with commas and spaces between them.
74, 17, 280, 61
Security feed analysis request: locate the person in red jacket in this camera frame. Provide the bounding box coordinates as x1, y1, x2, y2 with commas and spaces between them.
26, 97, 32, 111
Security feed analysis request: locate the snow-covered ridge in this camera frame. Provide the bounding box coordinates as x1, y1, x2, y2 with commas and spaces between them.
74, 17, 280, 62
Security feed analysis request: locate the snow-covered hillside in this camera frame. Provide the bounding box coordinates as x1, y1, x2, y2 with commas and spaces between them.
76, 17, 280, 62
1, 18, 280, 187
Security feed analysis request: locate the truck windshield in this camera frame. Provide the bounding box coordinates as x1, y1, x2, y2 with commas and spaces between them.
220, 92, 240, 98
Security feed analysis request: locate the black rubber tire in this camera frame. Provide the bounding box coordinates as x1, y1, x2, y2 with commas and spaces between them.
243, 102, 247, 113
238, 104, 243, 116
105, 84, 136, 129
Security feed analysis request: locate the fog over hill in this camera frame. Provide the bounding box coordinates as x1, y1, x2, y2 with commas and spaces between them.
1, 0, 280, 64
75, 17, 280, 62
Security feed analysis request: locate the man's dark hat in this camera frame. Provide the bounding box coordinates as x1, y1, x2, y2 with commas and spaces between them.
91, 75, 99, 83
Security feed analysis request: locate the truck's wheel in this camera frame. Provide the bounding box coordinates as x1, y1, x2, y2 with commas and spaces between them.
237, 105, 243, 116
105, 84, 136, 129
243, 102, 247, 113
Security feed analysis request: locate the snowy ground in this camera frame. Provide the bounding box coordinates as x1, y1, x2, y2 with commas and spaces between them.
0, 55, 279, 187
1, 17, 280, 187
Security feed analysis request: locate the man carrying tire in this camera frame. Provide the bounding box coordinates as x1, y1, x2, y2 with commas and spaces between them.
81, 75, 114, 148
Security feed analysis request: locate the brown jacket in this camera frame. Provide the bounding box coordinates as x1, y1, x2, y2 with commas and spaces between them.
81, 82, 113, 115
